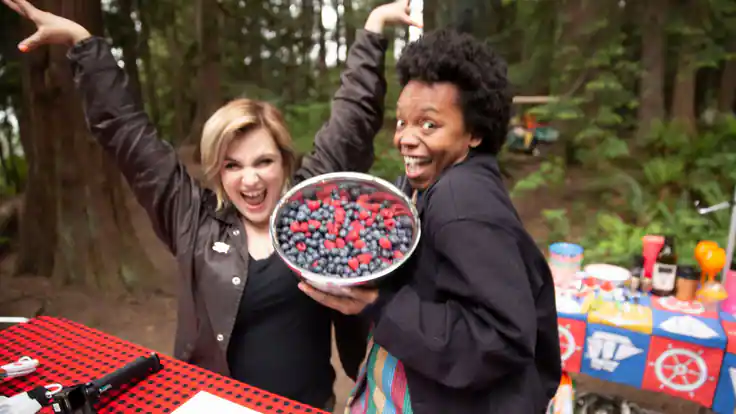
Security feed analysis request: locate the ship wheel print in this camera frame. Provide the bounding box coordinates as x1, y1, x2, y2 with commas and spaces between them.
658, 296, 705, 315
652, 347, 708, 394
558, 325, 578, 364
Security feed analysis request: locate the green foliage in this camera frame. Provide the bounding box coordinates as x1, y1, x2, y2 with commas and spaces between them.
510, 156, 565, 198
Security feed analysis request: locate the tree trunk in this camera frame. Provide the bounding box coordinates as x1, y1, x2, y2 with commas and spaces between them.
423, 0, 437, 31
317, 0, 328, 98
15, 28, 57, 278
671, 53, 698, 135
343, 0, 355, 52
15, 0, 158, 292
112, 0, 144, 108
301, 0, 315, 96
718, 40, 736, 113
332, 0, 342, 67
136, 0, 161, 131
636, 0, 667, 140
188, 0, 222, 144
551, 0, 598, 166
669, 0, 702, 136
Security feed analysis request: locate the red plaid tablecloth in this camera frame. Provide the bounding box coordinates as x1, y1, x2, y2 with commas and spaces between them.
0, 316, 326, 414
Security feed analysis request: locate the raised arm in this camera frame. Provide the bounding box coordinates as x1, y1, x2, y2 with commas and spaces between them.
69, 38, 199, 255
295, 0, 421, 179
6, 0, 199, 255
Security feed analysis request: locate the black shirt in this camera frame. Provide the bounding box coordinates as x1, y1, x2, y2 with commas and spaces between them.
226, 253, 334, 407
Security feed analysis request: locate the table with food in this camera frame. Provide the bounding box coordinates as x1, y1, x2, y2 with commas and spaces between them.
549, 234, 736, 413
0, 172, 421, 414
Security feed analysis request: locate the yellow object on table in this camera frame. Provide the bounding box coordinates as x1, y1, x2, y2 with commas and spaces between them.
586, 300, 653, 334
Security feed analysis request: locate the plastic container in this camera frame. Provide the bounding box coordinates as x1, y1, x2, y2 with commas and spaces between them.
548, 242, 584, 289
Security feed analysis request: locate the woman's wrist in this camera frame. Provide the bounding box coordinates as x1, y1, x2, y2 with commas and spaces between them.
364, 11, 386, 34
68, 27, 92, 47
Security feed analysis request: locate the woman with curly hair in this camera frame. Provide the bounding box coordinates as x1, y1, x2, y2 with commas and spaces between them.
301, 28, 562, 413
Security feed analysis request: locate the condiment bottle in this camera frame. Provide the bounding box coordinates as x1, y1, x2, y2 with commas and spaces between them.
651, 235, 678, 296
675, 265, 698, 302
628, 255, 644, 294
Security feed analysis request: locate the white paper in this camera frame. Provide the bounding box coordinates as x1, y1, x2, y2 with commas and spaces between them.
173, 391, 264, 414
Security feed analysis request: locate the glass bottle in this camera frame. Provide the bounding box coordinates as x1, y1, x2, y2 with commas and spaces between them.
651, 235, 678, 296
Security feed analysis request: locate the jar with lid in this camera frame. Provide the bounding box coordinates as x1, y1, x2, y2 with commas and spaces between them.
627, 255, 644, 293
675, 265, 699, 302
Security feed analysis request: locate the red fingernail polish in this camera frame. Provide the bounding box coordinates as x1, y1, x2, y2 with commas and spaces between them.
18, 44, 28, 52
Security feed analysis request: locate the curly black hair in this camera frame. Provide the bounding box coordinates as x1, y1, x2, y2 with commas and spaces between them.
396, 28, 511, 155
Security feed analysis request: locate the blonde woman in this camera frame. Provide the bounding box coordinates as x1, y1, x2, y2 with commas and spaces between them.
3, 0, 421, 410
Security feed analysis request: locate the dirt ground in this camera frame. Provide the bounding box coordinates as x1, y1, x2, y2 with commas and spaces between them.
0, 146, 713, 413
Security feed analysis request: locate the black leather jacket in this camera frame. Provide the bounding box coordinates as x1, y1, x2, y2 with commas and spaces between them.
67, 29, 389, 380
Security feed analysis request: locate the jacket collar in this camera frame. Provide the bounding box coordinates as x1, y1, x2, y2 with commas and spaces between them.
393, 151, 499, 215
203, 191, 242, 226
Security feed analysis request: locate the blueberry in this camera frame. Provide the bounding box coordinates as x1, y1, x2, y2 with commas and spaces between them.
296, 212, 307, 221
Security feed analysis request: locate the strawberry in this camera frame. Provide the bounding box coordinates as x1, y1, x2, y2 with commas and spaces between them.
379, 237, 392, 250
348, 258, 360, 271
358, 253, 373, 265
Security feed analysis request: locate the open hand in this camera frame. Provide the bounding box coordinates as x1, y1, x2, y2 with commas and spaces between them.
298, 282, 379, 315
365, 0, 423, 34
2, 0, 91, 51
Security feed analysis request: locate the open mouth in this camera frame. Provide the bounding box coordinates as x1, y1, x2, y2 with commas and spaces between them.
403, 156, 431, 178
241, 189, 267, 209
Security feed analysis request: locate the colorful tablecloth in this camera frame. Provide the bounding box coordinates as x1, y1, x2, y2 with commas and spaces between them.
0, 316, 326, 414
556, 293, 736, 413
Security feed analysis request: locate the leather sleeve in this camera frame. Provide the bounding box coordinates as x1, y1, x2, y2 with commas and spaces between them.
294, 30, 388, 181
67, 37, 200, 255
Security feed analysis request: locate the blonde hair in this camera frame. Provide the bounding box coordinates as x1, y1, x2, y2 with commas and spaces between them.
200, 99, 296, 209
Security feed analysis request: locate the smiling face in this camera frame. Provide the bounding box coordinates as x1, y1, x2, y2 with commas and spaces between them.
393, 81, 481, 190
220, 128, 286, 227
